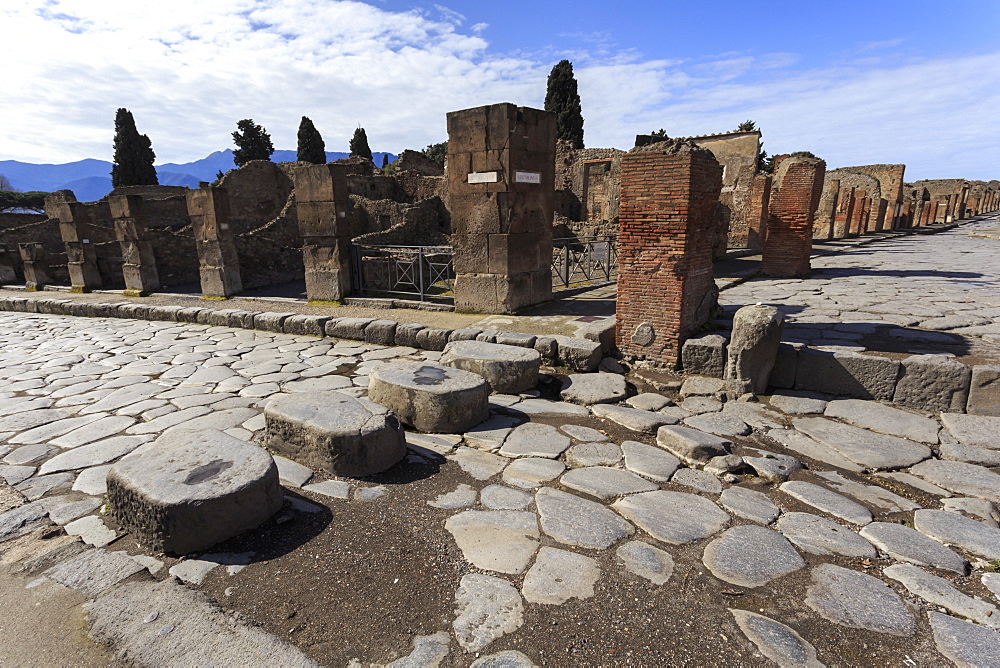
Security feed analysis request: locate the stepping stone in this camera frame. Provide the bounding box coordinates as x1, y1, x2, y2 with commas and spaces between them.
656, 425, 732, 465
909, 459, 1000, 503
939, 442, 1000, 467
64, 515, 118, 547
805, 563, 915, 636
264, 391, 406, 477
780, 481, 873, 525
942, 497, 1000, 528
440, 341, 541, 394
741, 448, 802, 483
612, 491, 730, 545
449, 448, 508, 481
767, 428, 863, 473
768, 391, 828, 415
913, 509, 1000, 560
824, 399, 940, 443
560, 466, 658, 500
703, 525, 805, 587
0, 408, 66, 433
928, 611, 1000, 667
429, 484, 478, 509
621, 441, 680, 482
682, 413, 751, 437
273, 455, 313, 487
107, 429, 283, 554
559, 374, 628, 405
521, 547, 599, 605
498, 423, 570, 459
444, 510, 539, 574
42, 548, 144, 597
480, 485, 532, 511
37, 436, 150, 476
885, 564, 1000, 628
626, 393, 670, 412
792, 417, 931, 471
616, 541, 674, 585
718, 487, 780, 525
939, 413, 1000, 449
730, 610, 821, 668
464, 415, 521, 451
671, 468, 722, 495
565, 442, 622, 467
591, 404, 676, 434
470, 651, 536, 668
776, 512, 877, 558
535, 487, 634, 549
813, 471, 920, 514
453, 574, 524, 653
558, 424, 608, 442
369, 363, 489, 433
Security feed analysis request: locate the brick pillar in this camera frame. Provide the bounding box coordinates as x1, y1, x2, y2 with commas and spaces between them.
0, 244, 17, 284
19, 243, 51, 291
291, 163, 352, 302
832, 186, 855, 238
859, 196, 873, 233
873, 199, 889, 232
107, 194, 160, 296
615, 140, 722, 368
185, 187, 242, 298
761, 156, 826, 278
746, 174, 771, 249
847, 190, 866, 235
813, 179, 838, 240
902, 201, 914, 228
48, 195, 103, 292
447, 103, 555, 314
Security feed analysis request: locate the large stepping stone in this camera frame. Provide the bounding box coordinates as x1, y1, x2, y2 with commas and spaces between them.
521, 547, 600, 605
884, 564, 999, 628
780, 480, 873, 525
444, 510, 539, 574
107, 429, 283, 554
805, 563, 915, 636
718, 487, 780, 525
703, 525, 805, 587
860, 522, 968, 574
824, 399, 940, 443
939, 413, 1000, 449
368, 363, 488, 434
909, 459, 1000, 503
730, 611, 822, 668
776, 512, 877, 558
535, 487, 634, 549
612, 491, 730, 545
792, 417, 931, 470
928, 611, 1000, 666
453, 574, 524, 653
560, 466, 658, 500
656, 425, 732, 465
440, 341, 540, 394
913, 509, 1000, 560
559, 374, 628, 405
264, 391, 406, 477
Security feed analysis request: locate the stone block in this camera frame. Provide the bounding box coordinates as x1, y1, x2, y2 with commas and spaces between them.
726, 305, 785, 394
329, 317, 374, 341
147, 305, 183, 322
199, 265, 241, 299
364, 319, 397, 346
282, 314, 330, 337
795, 348, 900, 400
368, 363, 489, 433
441, 340, 542, 394
893, 355, 971, 413
550, 335, 602, 372
292, 162, 349, 204
681, 334, 728, 377
264, 392, 406, 477
449, 328, 482, 342
416, 328, 452, 351
494, 331, 537, 348
968, 365, 1000, 416
253, 312, 294, 332
107, 429, 283, 555
534, 336, 558, 360
175, 307, 204, 323
395, 322, 426, 348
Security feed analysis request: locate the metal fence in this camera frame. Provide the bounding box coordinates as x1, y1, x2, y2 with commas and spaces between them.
551, 235, 618, 290
350, 244, 455, 302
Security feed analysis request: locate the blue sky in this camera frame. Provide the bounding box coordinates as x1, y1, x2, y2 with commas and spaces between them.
1, 0, 998, 181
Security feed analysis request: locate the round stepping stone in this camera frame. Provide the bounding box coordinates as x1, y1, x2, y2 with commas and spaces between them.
368, 362, 489, 434
565, 442, 622, 468
440, 341, 540, 394
805, 563, 915, 637
264, 391, 406, 477
559, 374, 628, 405
729, 610, 822, 667
776, 512, 877, 558
860, 522, 969, 574
535, 487, 634, 549
703, 525, 806, 587
560, 466, 658, 500
612, 491, 730, 545
616, 541, 674, 585
107, 429, 283, 555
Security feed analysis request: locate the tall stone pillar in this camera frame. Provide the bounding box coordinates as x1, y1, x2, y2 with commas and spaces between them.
291, 163, 351, 302
49, 195, 103, 292
0, 244, 16, 284
873, 199, 889, 232
847, 190, 867, 236
813, 179, 839, 240
746, 174, 772, 249
832, 186, 855, 238
615, 140, 723, 368
761, 156, 826, 278
447, 103, 555, 314
19, 243, 51, 291
185, 186, 242, 298
108, 194, 160, 296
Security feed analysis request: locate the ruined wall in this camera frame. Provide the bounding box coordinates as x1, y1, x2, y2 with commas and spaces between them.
217, 160, 295, 235
690, 131, 761, 250
553, 142, 624, 237
834, 165, 904, 229
814, 178, 839, 239
393, 150, 444, 177
235, 194, 304, 290
0, 214, 61, 281
353, 198, 449, 246
146, 225, 200, 288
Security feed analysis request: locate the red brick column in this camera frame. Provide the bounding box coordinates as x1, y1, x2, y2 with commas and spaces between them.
615, 141, 722, 368
832, 186, 855, 238
873, 199, 889, 232
847, 190, 866, 235
761, 156, 826, 278
746, 174, 771, 249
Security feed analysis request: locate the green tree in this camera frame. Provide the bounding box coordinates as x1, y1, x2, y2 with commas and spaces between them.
0, 191, 47, 212
757, 148, 771, 174
0, 175, 12, 191
545, 60, 585, 149
736, 120, 757, 132
349, 127, 373, 163
647, 129, 668, 140
421, 141, 447, 167
381, 154, 389, 169
296, 116, 326, 164
232, 119, 274, 167
111, 108, 158, 188
790, 150, 819, 159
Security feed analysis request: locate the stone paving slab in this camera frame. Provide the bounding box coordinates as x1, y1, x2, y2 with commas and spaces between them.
535, 487, 634, 549
792, 417, 931, 471
612, 491, 730, 545
779, 481, 874, 525
805, 563, 916, 637
729, 610, 822, 667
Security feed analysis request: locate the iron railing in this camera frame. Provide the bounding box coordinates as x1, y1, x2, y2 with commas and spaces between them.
350, 244, 455, 302
551, 235, 618, 290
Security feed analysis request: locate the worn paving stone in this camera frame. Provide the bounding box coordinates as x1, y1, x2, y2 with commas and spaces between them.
0, 498, 49, 541
52, 415, 137, 449
500, 458, 565, 490
792, 417, 931, 471
679, 396, 723, 414
680, 376, 725, 396
535, 487, 634, 549
169, 558, 220, 585
718, 487, 780, 525
940, 412, 1000, 449
0, 408, 67, 433
521, 547, 600, 605
909, 459, 1000, 503
683, 412, 751, 438
429, 484, 478, 509
386, 631, 450, 668
885, 564, 999, 628
620, 441, 680, 483
480, 485, 532, 511
43, 548, 144, 596
469, 650, 536, 668
37, 436, 151, 476
767, 428, 864, 473
302, 480, 351, 500
80, 383, 165, 415
805, 563, 915, 636
273, 455, 314, 488
626, 393, 670, 412
928, 611, 1000, 667
15, 472, 75, 500
508, 399, 588, 418
768, 391, 828, 415
780, 480, 874, 525
939, 441, 1000, 466
405, 432, 461, 457
590, 404, 677, 434
64, 515, 118, 547
670, 468, 723, 495
876, 471, 949, 497
449, 447, 508, 481
560, 374, 628, 405
498, 423, 571, 459
565, 442, 623, 468
3, 443, 55, 466
558, 424, 609, 443
703, 525, 805, 587
43, 495, 104, 525
615, 540, 674, 585
453, 574, 524, 653
73, 465, 113, 496
560, 466, 659, 501
776, 512, 877, 558
813, 471, 920, 514
824, 399, 940, 444
721, 402, 785, 431
741, 448, 803, 483
983, 572, 1000, 599
730, 610, 822, 668
656, 425, 733, 465
0, 464, 36, 486
444, 510, 539, 574
612, 491, 730, 545
463, 415, 521, 451
941, 497, 1000, 528
913, 509, 1000, 560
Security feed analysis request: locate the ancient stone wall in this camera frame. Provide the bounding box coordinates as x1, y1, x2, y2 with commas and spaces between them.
353, 198, 449, 246
393, 150, 444, 176
762, 156, 826, 277
216, 161, 295, 235
553, 142, 624, 235
746, 174, 771, 249
235, 194, 303, 291
690, 131, 761, 250
814, 178, 839, 239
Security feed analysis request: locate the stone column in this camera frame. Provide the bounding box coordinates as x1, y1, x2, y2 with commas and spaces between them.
761, 156, 826, 278
615, 140, 723, 368
0, 244, 16, 284
873, 199, 889, 232
847, 190, 867, 236
832, 186, 855, 238
19, 243, 51, 291
49, 196, 103, 292
447, 103, 555, 313
291, 163, 351, 302
108, 194, 161, 296
813, 179, 838, 241
185, 186, 242, 298
746, 174, 772, 249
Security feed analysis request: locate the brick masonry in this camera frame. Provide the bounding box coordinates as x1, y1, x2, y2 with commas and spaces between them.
762, 155, 826, 278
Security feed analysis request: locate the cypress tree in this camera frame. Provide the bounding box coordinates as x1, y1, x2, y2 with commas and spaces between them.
232, 119, 274, 167
111, 108, 158, 188
544, 60, 585, 149
296, 116, 327, 164
381, 154, 389, 169
349, 127, 373, 163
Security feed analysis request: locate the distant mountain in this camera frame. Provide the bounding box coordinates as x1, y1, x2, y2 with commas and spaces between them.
0, 149, 398, 203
